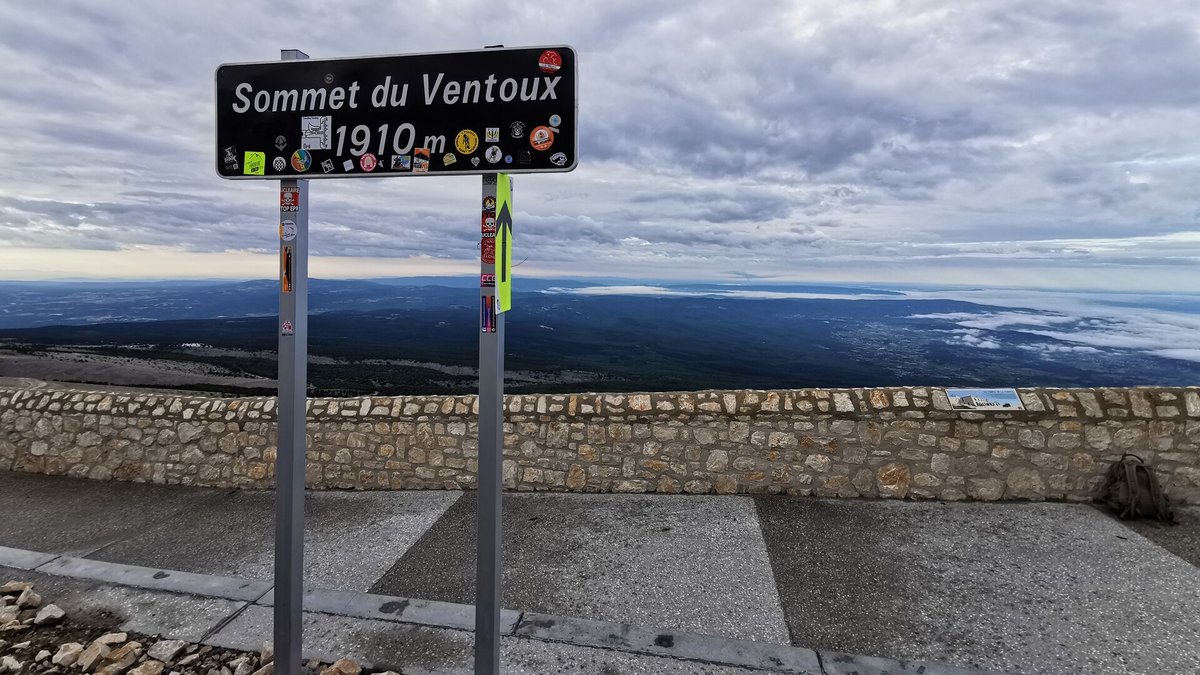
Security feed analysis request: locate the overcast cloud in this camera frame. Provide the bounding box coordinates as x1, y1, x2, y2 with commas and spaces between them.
1, 0, 1199, 289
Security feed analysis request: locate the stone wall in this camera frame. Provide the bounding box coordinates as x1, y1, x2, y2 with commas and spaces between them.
1, 386, 1198, 503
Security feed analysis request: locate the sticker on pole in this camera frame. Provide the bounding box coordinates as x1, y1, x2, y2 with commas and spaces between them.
481, 295, 496, 333
216, 45, 578, 179
495, 173, 513, 313
280, 188, 299, 212
281, 246, 295, 293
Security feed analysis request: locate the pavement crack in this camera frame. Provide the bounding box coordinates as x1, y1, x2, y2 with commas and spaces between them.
32, 553, 63, 571
198, 600, 253, 643
80, 490, 238, 560
816, 649, 827, 674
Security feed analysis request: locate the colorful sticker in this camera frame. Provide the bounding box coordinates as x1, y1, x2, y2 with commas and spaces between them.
510, 121, 526, 139
272, 157, 287, 172
321, 159, 335, 173
274, 135, 287, 151
538, 50, 562, 74
481, 237, 495, 264
391, 155, 412, 171
454, 129, 479, 154
360, 153, 378, 172
530, 126, 554, 152
282, 319, 294, 336
485, 127, 500, 143
481, 295, 496, 333
504, 155, 513, 164
280, 219, 297, 242
481, 273, 496, 287
222, 146, 239, 170
482, 216, 496, 235
414, 148, 430, 173
281, 246, 294, 293
301, 116, 331, 150
244, 152, 265, 175
485, 146, 502, 163
471, 157, 481, 167
483, 195, 497, 212
343, 159, 354, 171
550, 152, 568, 167
549, 114, 562, 128
290, 149, 312, 172
443, 152, 457, 166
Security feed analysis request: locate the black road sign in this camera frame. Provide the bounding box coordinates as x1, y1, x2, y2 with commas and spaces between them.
216, 45, 577, 179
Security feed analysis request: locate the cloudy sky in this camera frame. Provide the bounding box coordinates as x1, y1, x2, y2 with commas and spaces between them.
2, 0, 1199, 291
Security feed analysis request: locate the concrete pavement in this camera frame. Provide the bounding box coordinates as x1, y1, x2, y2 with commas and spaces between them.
2, 470, 1198, 673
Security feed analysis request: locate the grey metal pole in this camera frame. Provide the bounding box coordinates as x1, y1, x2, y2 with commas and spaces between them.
476, 174, 504, 674
275, 47, 309, 675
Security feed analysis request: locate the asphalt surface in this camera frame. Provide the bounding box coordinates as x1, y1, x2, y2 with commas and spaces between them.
1115, 503, 1200, 568
370, 492, 790, 643
755, 498, 1200, 675
2, 470, 1199, 673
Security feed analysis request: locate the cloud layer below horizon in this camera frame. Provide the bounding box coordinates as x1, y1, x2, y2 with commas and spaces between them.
1, 1, 1199, 289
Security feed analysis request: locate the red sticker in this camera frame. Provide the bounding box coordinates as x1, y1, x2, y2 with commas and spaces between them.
280, 188, 299, 212
360, 153, 378, 172
538, 50, 561, 74
530, 125, 554, 151
481, 238, 495, 264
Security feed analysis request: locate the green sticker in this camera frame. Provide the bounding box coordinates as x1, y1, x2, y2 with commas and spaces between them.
496, 173, 513, 313
244, 152, 266, 176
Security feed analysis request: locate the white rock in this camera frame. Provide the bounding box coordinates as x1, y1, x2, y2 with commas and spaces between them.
0, 607, 17, 624
146, 640, 188, 664
93, 632, 128, 646
34, 604, 65, 625
10, 641, 29, 650
52, 643, 84, 667
228, 657, 255, 675
77, 641, 111, 671
128, 660, 165, 675
0, 656, 23, 673
14, 590, 39, 609
34, 651, 50, 663
259, 643, 273, 664
0, 582, 31, 595
248, 664, 273, 675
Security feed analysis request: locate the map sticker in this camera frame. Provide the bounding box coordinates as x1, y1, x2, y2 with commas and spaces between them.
301, 116, 332, 150
244, 151, 265, 175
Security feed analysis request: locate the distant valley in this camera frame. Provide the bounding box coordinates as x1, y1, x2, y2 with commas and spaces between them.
0, 278, 1197, 396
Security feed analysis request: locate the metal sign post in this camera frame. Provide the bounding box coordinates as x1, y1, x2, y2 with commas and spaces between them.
274, 47, 309, 675
476, 173, 505, 674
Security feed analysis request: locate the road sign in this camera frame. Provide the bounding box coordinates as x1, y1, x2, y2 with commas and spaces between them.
216, 45, 577, 179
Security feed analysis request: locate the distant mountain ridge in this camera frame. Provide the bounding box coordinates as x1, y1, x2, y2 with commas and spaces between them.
1, 278, 1198, 395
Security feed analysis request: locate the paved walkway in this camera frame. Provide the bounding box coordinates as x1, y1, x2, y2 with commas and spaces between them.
1, 471, 1198, 674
